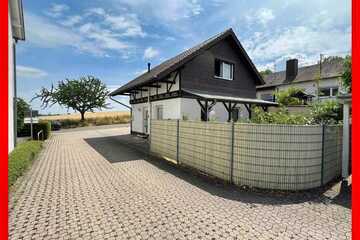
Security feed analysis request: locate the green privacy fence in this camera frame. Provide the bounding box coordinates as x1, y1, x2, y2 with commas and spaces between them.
150, 120, 342, 190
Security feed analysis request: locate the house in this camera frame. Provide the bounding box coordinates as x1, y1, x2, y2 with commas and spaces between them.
110, 28, 277, 135
257, 57, 345, 102
8, 0, 25, 152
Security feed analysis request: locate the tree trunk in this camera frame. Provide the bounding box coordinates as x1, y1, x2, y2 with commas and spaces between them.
80, 111, 85, 121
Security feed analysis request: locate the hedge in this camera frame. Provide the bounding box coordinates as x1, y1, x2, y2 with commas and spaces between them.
8, 140, 43, 187
18, 121, 51, 140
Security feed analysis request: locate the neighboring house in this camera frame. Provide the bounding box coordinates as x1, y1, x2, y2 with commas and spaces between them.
9, 0, 25, 152
110, 28, 276, 135
257, 58, 345, 102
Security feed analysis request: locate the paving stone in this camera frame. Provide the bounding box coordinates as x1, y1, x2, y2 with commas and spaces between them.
9, 127, 351, 240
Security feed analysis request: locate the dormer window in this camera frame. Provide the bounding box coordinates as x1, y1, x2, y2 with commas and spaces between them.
215, 59, 234, 80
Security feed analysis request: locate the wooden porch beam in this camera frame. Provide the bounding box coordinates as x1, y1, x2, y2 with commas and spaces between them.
244, 104, 252, 119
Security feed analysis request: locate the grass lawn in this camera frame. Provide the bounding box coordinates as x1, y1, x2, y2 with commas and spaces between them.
9, 141, 43, 188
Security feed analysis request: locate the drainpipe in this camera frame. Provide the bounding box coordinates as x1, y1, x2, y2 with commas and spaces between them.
109, 96, 132, 133
148, 87, 152, 136
13, 41, 17, 147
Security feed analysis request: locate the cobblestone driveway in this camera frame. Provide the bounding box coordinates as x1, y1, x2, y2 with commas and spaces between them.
9, 126, 351, 240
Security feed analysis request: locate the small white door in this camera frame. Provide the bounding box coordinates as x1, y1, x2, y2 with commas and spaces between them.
143, 107, 149, 134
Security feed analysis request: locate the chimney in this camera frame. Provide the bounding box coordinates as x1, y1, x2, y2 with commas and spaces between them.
285, 59, 298, 82
147, 62, 151, 73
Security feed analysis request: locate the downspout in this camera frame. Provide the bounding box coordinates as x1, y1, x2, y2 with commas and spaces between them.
13, 41, 17, 147
148, 87, 152, 136
109, 96, 132, 133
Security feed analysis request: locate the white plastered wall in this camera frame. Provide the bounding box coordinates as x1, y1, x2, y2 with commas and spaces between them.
8, 12, 15, 153
257, 78, 341, 100
132, 97, 251, 134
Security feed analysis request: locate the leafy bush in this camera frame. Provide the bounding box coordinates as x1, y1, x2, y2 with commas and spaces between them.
251, 107, 310, 125
18, 121, 52, 140
16, 98, 30, 133
251, 100, 341, 125
8, 141, 42, 187
274, 87, 306, 106
342, 55, 351, 92
309, 100, 342, 124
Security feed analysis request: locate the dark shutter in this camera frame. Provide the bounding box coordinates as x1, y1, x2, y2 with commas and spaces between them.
214, 59, 221, 77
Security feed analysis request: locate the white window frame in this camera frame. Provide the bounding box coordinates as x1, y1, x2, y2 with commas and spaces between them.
319, 87, 338, 99
215, 60, 234, 81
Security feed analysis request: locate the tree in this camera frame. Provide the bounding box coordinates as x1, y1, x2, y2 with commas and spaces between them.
259, 69, 272, 78
34, 76, 110, 121
16, 98, 30, 132
342, 55, 351, 93
274, 87, 305, 106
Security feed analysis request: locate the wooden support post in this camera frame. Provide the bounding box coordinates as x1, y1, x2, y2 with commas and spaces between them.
228, 102, 232, 122
205, 100, 208, 121
244, 104, 252, 119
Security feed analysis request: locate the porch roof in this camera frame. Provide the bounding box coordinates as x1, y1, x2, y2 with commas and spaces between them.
183, 89, 278, 106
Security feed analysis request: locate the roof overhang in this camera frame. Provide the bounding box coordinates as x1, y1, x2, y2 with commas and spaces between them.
9, 0, 25, 41
183, 89, 278, 106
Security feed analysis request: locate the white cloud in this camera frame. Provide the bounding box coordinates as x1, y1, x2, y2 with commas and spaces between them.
104, 14, 146, 37
79, 23, 130, 51
245, 24, 350, 72
85, 8, 106, 16
16, 65, 48, 78
143, 47, 160, 59
45, 3, 69, 17
116, 0, 202, 21
246, 8, 275, 26
60, 15, 83, 27
26, 13, 131, 57
248, 26, 350, 62
85, 8, 146, 38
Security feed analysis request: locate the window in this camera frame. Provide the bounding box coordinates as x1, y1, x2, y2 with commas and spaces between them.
155, 105, 163, 120
319, 88, 331, 97
319, 87, 338, 98
260, 93, 274, 102
215, 59, 234, 80
331, 88, 338, 96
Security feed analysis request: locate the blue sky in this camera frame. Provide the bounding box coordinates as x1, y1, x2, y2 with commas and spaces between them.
16, 0, 351, 114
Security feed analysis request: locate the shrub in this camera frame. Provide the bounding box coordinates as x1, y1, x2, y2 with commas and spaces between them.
309, 100, 342, 124
275, 87, 306, 106
251, 99, 342, 125
342, 55, 351, 93
16, 98, 30, 133
251, 107, 310, 125
8, 141, 42, 187
18, 121, 52, 140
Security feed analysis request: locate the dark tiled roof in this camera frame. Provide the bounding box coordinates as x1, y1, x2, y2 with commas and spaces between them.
110, 28, 264, 96
257, 58, 344, 89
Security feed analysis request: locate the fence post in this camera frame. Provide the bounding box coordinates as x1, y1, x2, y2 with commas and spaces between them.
230, 121, 235, 184
320, 124, 325, 186
176, 119, 180, 165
